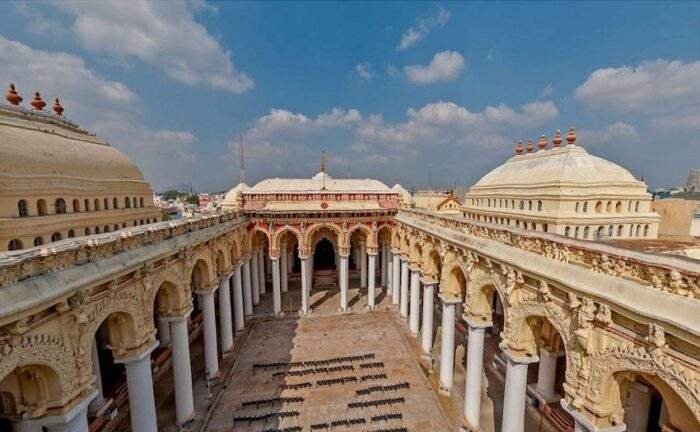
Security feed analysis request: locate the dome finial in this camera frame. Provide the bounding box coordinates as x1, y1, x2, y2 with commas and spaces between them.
538, 134, 547, 150
30, 91, 46, 111
514, 140, 524, 155
552, 129, 562, 147
5, 83, 22, 106
526, 139, 534, 153
567, 126, 576, 145
52, 98, 64, 116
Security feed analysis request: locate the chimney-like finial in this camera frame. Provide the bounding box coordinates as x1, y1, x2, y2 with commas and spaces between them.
514, 140, 524, 155
567, 126, 576, 145
526, 139, 534, 153
31, 91, 46, 111
552, 129, 562, 147
52, 98, 64, 116
538, 134, 547, 150
5, 83, 22, 106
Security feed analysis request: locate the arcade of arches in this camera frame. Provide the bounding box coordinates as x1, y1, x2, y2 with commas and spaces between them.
0, 205, 698, 432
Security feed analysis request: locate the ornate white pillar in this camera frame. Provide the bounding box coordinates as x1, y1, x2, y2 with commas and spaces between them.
232, 266, 245, 331
392, 251, 400, 304
251, 252, 260, 306
272, 256, 282, 316
380, 245, 387, 287
199, 290, 219, 380
438, 295, 460, 395
115, 342, 159, 432
287, 249, 293, 272
400, 258, 409, 318
367, 251, 377, 308
501, 351, 539, 432
168, 315, 195, 425
41, 391, 96, 432
360, 242, 367, 288
157, 314, 171, 347
624, 382, 653, 432
387, 251, 393, 295
281, 245, 288, 293
242, 258, 253, 315
258, 248, 266, 295
420, 282, 435, 358
300, 256, 309, 315
533, 348, 563, 403
217, 276, 233, 354
339, 252, 349, 311
463, 317, 491, 430
409, 269, 421, 335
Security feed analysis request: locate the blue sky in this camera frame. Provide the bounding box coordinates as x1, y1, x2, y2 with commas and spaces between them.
2, 1, 699, 192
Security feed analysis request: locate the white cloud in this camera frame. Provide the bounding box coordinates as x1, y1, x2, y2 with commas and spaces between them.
537, 83, 554, 100
355, 62, 373, 80
575, 59, 700, 115
397, 6, 450, 51
579, 122, 640, 147
51, 0, 254, 94
386, 64, 401, 78
404, 51, 465, 84
0, 36, 199, 191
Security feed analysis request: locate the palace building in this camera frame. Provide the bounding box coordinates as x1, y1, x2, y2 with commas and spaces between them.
0, 104, 697, 432
462, 128, 660, 241
0, 84, 161, 252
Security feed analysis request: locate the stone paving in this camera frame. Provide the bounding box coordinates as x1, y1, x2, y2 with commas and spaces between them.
203, 310, 453, 432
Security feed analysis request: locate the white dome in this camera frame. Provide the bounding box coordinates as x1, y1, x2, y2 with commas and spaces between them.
222, 182, 249, 207
474, 145, 642, 189
311, 171, 332, 181
392, 184, 414, 205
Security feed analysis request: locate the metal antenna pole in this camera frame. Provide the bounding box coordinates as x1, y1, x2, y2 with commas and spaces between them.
239, 135, 245, 184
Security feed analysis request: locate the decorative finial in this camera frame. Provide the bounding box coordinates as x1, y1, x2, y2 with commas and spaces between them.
567, 126, 576, 145
5, 83, 22, 106
552, 129, 562, 147
320, 150, 327, 172
526, 139, 534, 153
514, 140, 524, 155
538, 134, 547, 150
52, 98, 64, 116
30, 91, 46, 111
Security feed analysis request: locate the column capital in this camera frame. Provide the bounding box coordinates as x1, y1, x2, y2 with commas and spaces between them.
462, 314, 492, 329
161, 309, 193, 323
420, 276, 439, 286
114, 340, 159, 364
366, 248, 379, 256
400, 254, 409, 261
38, 389, 97, 429
439, 293, 461, 305
391, 248, 401, 255
408, 264, 421, 273
503, 349, 540, 365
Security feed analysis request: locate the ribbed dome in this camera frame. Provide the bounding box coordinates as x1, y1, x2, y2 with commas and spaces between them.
392, 184, 414, 205
222, 182, 249, 207
0, 107, 146, 182
474, 145, 641, 189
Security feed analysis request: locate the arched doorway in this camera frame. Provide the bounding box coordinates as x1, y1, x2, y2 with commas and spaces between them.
313, 238, 336, 270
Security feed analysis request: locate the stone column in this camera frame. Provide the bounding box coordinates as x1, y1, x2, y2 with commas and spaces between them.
533, 348, 563, 403
258, 248, 266, 295
400, 258, 409, 318
281, 245, 288, 293
251, 252, 260, 306
438, 295, 460, 395
115, 342, 158, 432
392, 252, 400, 304
420, 282, 435, 358
409, 269, 421, 335
463, 317, 492, 430
624, 382, 653, 432
367, 251, 377, 308
232, 267, 245, 331
360, 242, 367, 288
42, 391, 96, 432
242, 258, 253, 316
387, 251, 393, 295
501, 351, 539, 432
300, 256, 309, 314
381, 245, 388, 287
339, 253, 349, 311
272, 256, 282, 316
157, 314, 171, 347
288, 249, 293, 273
88, 339, 105, 415
168, 315, 195, 425
217, 276, 233, 354
199, 290, 219, 380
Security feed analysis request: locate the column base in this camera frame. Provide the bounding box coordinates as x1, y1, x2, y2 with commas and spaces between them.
298, 309, 310, 316
410, 331, 419, 337
177, 414, 196, 430
461, 416, 481, 432
222, 349, 235, 359
338, 307, 349, 313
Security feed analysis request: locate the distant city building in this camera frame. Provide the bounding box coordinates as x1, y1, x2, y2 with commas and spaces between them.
412, 190, 462, 214
462, 128, 660, 240
0, 86, 160, 251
